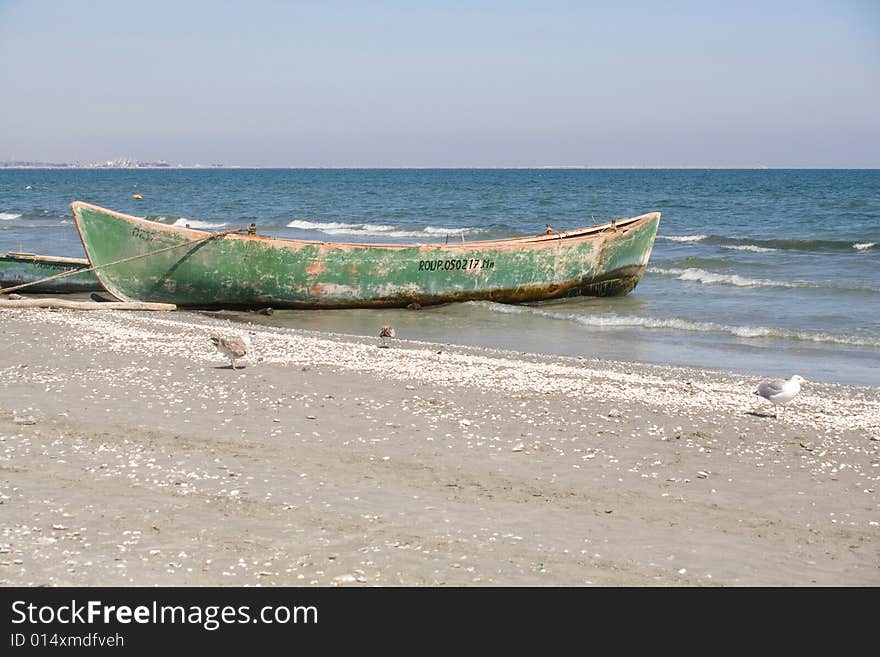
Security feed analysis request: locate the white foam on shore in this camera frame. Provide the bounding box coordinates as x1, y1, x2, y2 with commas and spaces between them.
0, 212, 22, 220
287, 219, 472, 239
853, 242, 876, 251
723, 244, 779, 253
172, 218, 228, 229
475, 301, 880, 348
657, 234, 708, 242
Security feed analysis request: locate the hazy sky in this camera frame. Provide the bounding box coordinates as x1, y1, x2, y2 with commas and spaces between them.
1, 0, 877, 167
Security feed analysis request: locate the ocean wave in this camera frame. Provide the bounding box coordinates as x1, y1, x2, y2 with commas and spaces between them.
648, 267, 879, 293
171, 218, 229, 229
321, 227, 464, 239
145, 215, 229, 229
287, 219, 396, 233
424, 226, 471, 236
472, 302, 880, 349
0, 212, 22, 220
648, 267, 805, 288
287, 218, 474, 240
659, 233, 879, 253
657, 234, 708, 242
654, 256, 740, 269
722, 244, 780, 253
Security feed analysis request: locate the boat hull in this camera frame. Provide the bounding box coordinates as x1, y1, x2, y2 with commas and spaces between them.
0, 252, 103, 293
72, 202, 660, 309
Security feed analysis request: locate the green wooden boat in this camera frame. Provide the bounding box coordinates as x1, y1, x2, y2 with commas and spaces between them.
71, 201, 660, 309
0, 251, 103, 293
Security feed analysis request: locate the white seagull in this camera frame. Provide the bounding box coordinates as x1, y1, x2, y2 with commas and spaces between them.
753, 374, 810, 417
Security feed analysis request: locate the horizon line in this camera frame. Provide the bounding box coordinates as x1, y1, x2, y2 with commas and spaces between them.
2, 164, 879, 170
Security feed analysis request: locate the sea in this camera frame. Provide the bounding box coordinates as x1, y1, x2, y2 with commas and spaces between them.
1, 168, 878, 386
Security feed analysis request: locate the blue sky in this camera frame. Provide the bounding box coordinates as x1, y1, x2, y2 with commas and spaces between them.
0, 0, 877, 166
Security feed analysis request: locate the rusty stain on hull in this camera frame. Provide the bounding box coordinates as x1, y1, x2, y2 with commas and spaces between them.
71, 201, 660, 309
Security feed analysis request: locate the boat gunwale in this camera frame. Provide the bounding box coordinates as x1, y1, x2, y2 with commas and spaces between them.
70, 201, 660, 251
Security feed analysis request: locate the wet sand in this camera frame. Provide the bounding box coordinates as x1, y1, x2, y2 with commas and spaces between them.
0, 307, 878, 586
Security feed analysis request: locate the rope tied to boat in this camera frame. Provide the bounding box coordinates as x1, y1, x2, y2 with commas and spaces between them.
0, 226, 250, 296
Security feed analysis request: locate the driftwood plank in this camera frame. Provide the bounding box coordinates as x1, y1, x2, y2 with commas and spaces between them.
0, 298, 176, 311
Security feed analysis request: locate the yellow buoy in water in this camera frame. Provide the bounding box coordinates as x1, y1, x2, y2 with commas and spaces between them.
133, 194, 143, 200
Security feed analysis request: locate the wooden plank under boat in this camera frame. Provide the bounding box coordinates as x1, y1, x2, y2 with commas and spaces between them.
0, 251, 103, 293
71, 201, 661, 309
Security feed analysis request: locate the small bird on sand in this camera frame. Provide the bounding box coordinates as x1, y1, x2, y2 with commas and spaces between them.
753, 374, 810, 417
211, 334, 248, 369
378, 325, 395, 348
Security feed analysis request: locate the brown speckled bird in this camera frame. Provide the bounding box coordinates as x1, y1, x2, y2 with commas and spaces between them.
378, 325, 395, 348
211, 334, 248, 369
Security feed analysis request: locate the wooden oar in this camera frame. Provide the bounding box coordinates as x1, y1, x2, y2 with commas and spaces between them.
0, 298, 175, 311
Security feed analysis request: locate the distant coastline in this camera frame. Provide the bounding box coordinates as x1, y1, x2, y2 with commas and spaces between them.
0, 159, 232, 170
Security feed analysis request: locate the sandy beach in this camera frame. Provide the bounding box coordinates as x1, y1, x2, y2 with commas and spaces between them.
0, 306, 878, 586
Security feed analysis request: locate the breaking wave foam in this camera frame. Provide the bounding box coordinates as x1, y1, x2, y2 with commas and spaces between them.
649, 267, 880, 293
287, 219, 473, 239
0, 212, 22, 220
171, 218, 228, 229
649, 267, 807, 288
287, 220, 391, 232
657, 234, 708, 242
659, 233, 879, 253
722, 244, 779, 253
473, 302, 880, 348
